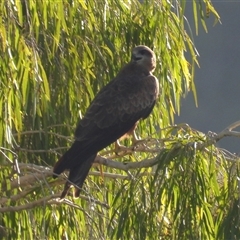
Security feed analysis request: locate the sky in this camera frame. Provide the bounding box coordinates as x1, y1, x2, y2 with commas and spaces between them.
175, 1, 240, 153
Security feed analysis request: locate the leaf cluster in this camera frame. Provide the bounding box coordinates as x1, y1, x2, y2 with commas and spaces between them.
1, 0, 233, 239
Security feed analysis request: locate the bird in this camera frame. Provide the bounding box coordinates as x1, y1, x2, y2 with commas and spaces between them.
53, 45, 159, 198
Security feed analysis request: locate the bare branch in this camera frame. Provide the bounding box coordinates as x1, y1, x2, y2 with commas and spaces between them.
94, 155, 158, 171
206, 121, 240, 144
225, 120, 240, 131
15, 147, 68, 154
0, 194, 59, 213
0, 189, 33, 205
0, 191, 109, 213
13, 130, 72, 141
1, 121, 240, 213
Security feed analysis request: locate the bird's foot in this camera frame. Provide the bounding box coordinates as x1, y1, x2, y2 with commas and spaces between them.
114, 140, 129, 155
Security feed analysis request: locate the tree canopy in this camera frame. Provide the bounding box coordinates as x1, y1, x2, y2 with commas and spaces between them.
1, 0, 240, 239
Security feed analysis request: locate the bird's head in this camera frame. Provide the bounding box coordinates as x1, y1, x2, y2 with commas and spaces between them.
131, 45, 156, 72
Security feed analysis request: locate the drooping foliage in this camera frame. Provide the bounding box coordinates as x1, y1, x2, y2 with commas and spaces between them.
1, 1, 239, 239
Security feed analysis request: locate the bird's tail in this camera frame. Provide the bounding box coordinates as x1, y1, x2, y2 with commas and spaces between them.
53, 141, 85, 178
60, 153, 97, 198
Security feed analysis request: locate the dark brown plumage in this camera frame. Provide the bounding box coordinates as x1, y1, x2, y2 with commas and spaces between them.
53, 45, 159, 198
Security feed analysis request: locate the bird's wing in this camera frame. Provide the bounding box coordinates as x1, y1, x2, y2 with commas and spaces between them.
53, 70, 158, 180
74, 73, 159, 148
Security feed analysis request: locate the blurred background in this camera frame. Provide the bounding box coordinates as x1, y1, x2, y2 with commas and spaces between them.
176, 1, 240, 153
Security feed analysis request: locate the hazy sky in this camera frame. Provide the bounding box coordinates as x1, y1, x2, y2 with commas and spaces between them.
176, 1, 240, 153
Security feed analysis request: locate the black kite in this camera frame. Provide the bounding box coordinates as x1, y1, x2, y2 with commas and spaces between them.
53, 45, 159, 198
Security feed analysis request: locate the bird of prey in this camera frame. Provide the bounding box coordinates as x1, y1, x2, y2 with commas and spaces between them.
53, 45, 159, 198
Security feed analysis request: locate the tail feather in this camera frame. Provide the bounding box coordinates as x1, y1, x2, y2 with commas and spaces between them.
60, 154, 97, 198
53, 141, 87, 178
53, 155, 65, 178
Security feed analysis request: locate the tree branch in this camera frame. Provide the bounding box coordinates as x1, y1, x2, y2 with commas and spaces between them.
208, 120, 240, 143
94, 155, 158, 171
1, 121, 240, 213
0, 194, 59, 213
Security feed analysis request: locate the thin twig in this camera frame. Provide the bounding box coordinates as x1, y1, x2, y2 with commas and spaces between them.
1, 121, 240, 213
15, 147, 68, 153
0, 194, 58, 213
13, 130, 72, 141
